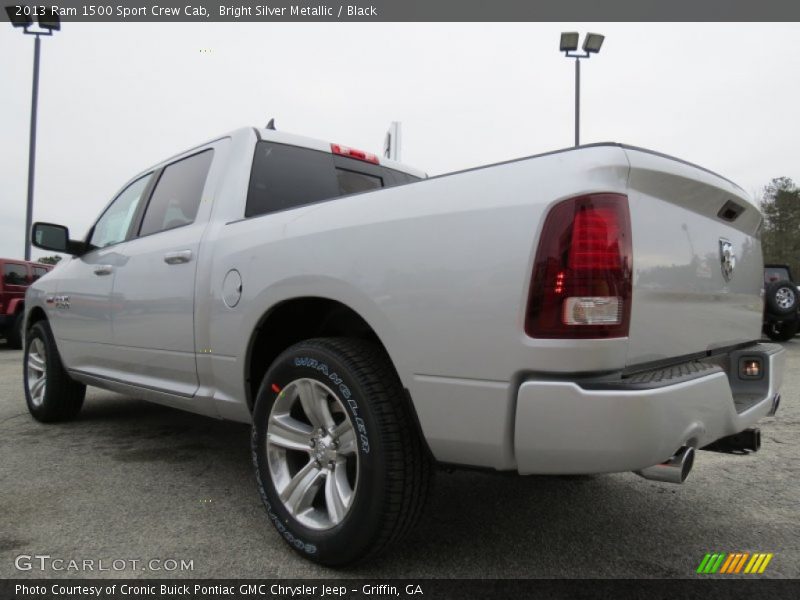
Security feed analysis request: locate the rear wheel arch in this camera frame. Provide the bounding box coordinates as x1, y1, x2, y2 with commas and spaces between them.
245, 297, 389, 411
244, 297, 432, 460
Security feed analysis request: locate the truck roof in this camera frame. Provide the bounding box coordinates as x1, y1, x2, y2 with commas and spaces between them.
137, 126, 426, 183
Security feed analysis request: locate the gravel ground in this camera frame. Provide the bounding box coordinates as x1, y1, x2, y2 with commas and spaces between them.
0, 338, 798, 579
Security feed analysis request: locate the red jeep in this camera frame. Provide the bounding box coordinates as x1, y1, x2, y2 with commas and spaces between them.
0, 258, 53, 348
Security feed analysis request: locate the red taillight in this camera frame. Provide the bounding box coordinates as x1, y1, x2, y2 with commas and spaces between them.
330, 143, 380, 164
525, 193, 632, 338
569, 207, 623, 269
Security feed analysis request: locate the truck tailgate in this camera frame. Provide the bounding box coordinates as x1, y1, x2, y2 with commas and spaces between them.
623, 147, 764, 365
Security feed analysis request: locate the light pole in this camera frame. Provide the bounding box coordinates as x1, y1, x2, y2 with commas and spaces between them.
559, 32, 604, 147
5, 6, 60, 261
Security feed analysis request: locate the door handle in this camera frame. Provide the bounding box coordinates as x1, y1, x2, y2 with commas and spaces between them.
164, 250, 193, 265
93, 265, 113, 276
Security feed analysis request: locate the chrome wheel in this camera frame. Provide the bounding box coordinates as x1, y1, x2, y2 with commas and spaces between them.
266, 378, 359, 530
26, 337, 47, 408
776, 287, 796, 310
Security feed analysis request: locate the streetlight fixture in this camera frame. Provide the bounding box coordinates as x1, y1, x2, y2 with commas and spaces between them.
5, 5, 61, 261
559, 31, 604, 147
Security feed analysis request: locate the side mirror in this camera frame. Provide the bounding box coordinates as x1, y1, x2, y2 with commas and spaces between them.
32, 222, 88, 256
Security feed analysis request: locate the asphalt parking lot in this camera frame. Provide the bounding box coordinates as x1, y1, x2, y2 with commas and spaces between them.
1, 339, 798, 579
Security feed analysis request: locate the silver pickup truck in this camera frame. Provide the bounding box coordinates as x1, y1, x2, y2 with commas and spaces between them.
25, 127, 784, 566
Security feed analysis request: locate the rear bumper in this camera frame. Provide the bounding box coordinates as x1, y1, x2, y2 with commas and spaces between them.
514, 343, 785, 475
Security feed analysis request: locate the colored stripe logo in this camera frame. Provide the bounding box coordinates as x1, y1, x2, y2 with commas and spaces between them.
697, 552, 773, 574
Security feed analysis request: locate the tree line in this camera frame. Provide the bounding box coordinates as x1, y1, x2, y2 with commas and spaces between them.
760, 177, 800, 280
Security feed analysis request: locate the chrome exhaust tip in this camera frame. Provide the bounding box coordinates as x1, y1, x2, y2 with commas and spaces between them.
750, 427, 762, 452
635, 446, 695, 484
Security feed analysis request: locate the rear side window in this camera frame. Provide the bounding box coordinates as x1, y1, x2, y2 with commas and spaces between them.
139, 150, 214, 237
245, 141, 423, 219
245, 142, 338, 218
32, 267, 49, 281
3, 263, 28, 286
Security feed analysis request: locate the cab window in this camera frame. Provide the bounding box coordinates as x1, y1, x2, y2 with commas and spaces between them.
245, 141, 421, 219
336, 168, 382, 195
138, 150, 214, 237
245, 142, 338, 218
89, 175, 152, 248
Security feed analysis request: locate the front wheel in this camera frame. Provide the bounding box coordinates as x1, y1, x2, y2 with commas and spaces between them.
24, 321, 86, 422
251, 338, 431, 566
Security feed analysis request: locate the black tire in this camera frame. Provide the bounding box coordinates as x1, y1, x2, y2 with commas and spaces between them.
765, 280, 798, 316
23, 321, 86, 422
765, 319, 799, 342
7, 312, 23, 349
251, 337, 431, 566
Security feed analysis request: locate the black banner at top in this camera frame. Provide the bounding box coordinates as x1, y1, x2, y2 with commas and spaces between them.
2, 0, 800, 23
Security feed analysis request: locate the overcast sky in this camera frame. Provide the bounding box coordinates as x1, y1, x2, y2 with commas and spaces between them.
1, 22, 798, 260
